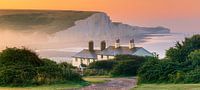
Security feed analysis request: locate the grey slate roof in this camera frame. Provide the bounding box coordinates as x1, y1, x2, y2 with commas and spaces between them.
72, 49, 100, 59
72, 46, 153, 59
98, 46, 144, 56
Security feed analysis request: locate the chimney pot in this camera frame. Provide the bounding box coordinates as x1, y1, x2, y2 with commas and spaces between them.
101, 40, 106, 51
89, 41, 94, 51
115, 39, 120, 48
129, 39, 135, 49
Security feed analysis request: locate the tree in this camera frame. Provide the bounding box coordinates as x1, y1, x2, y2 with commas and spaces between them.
188, 50, 200, 66
166, 34, 200, 62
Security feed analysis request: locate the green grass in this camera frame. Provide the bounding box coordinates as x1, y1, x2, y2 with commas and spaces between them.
83, 76, 111, 84
0, 76, 111, 90
0, 82, 86, 90
0, 9, 97, 33
134, 84, 200, 90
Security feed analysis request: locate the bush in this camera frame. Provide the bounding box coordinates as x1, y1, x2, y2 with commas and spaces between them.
0, 47, 82, 86
168, 71, 185, 83
88, 60, 117, 71
35, 59, 63, 85
35, 59, 82, 85
188, 50, 200, 66
138, 58, 161, 83
111, 59, 145, 76
138, 58, 180, 83
87, 55, 148, 77
0, 48, 41, 86
0, 47, 42, 67
59, 62, 75, 69
114, 55, 145, 61
184, 68, 200, 83
83, 69, 109, 76
138, 35, 200, 84
0, 65, 36, 86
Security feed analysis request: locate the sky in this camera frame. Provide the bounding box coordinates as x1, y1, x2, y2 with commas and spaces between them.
0, 0, 200, 33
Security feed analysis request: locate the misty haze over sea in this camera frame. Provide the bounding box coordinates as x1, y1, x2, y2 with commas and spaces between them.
36, 32, 199, 62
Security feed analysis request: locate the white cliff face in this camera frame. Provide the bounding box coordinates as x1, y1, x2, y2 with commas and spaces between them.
53, 12, 170, 46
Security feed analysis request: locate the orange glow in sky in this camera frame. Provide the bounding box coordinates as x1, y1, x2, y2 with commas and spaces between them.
0, 0, 200, 32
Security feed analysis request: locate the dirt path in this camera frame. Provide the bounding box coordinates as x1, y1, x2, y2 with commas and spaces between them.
75, 77, 136, 90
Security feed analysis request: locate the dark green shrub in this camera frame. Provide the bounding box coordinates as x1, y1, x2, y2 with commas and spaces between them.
59, 62, 75, 69
138, 58, 180, 83
111, 59, 145, 76
83, 69, 109, 76
87, 55, 148, 76
35, 59, 82, 85
184, 68, 200, 83
138, 58, 161, 83
0, 47, 42, 67
0, 48, 82, 86
168, 71, 185, 83
35, 59, 62, 84
114, 55, 145, 61
88, 60, 117, 71
188, 50, 200, 66
0, 48, 41, 86
0, 65, 36, 86
138, 35, 200, 84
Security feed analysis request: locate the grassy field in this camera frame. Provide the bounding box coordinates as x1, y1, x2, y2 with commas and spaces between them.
83, 76, 111, 84
0, 76, 110, 90
0, 9, 96, 33
0, 82, 86, 90
134, 84, 200, 90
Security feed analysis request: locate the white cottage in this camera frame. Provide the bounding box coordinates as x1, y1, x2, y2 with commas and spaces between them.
72, 39, 154, 67
72, 41, 100, 68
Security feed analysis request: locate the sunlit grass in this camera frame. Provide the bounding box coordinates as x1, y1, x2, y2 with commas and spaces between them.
83, 76, 110, 84
0, 76, 112, 90
0, 82, 85, 90
134, 84, 200, 90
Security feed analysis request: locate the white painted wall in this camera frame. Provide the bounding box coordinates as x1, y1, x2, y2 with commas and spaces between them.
72, 57, 96, 67
97, 55, 115, 60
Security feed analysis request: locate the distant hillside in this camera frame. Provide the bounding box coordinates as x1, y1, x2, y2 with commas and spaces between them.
0, 10, 96, 33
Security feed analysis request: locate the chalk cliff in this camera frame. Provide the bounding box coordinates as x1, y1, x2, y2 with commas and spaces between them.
54, 12, 170, 46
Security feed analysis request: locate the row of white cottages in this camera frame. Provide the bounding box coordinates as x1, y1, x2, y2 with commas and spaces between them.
72, 39, 154, 68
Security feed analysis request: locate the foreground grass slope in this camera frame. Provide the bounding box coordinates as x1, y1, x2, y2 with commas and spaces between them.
0, 76, 108, 90
0, 83, 84, 90
0, 9, 96, 33
134, 84, 200, 90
